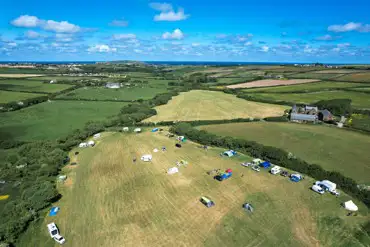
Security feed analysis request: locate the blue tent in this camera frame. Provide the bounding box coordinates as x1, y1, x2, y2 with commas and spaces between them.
260, 161, 271, 168
151, 128, 159, 132
290, 174, 302, 182
49, 207, 60, 216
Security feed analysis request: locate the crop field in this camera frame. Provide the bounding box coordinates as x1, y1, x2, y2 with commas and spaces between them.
242, 81, 370, 93
334, 73, 370, 83
0, 90, 45, 103
0, 79, 73, 93
314, 70, 366, 74
20, 132, 368, 247
145, 90, 288, 122
249, 91, 370, 109
210, 77, 253, 85
58, 86, 168, 101
287, 72, 344, 80
227, 79, 319, 89
200, 122, 370, 184
0, 100, 127, 141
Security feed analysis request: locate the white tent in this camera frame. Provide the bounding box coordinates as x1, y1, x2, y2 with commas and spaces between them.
88, 141, 95, 147
123, 127, 129, 132
141, 154, 152, 162
167, 167, 179, 175
93, 133, 101, 139
134, 128, 142, 133
344, 200, 358, 212
79, 142, 88, 148
153, 148, 159, 153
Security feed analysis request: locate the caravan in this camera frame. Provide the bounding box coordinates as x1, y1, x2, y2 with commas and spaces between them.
270, 166, 281, 175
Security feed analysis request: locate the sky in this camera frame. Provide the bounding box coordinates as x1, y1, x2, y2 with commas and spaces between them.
0, 0, 370, 63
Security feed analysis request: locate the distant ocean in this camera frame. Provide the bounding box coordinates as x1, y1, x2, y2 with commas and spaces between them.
0, 61, 349, 66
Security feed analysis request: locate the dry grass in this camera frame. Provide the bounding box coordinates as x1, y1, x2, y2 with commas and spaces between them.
0, 74, 43, 78
144, 90, 287, 122
227, 79, 319, 89
42, 132, 368, 247
334, 73, 370, 82
314, 70, 365, 74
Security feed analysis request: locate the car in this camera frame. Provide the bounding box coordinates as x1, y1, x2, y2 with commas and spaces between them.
251, 165, 260, 172
311, 185, 325, 194
53, 234, 66, 244
47, 223, 59, 238
280, 170, 289, 177
241, 162, 251, 167
200, 196, 215, 208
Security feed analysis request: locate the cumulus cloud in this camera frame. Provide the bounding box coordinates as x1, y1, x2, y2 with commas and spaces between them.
328, 22, 370, 33
315, 34, 342, 41
162, 29, 184, 40
11, 15, 82, 33
150, 2, 189, 21
87, 44, 117, 53
25, 30, 41, 39
112, 34, 137, 40
260, 46, 269, 52
110, 19, 129, 27
337, 43, 351, 47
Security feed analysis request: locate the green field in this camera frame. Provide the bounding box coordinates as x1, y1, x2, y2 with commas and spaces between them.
28, 76, 104, 81
288, 72, 344, 80
248, 91, 370, 109
145, 90, 288, 122
348, 87, 370, 92
200, 122, 370, 184
0, 100, 127, 141
242, 81, 370, 93
334, 73, 370, 83
19, 132, 368, 247
0, 79, 73, 93
211, 77, 252, 85
0, 90, 45, 103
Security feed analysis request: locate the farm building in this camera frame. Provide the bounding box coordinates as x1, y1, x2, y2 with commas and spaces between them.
318, 109, 334, 122
105, 82, 121, 89
290, 113, 318, 122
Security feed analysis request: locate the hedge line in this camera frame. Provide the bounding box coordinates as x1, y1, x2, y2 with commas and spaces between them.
170, 122, 370, 208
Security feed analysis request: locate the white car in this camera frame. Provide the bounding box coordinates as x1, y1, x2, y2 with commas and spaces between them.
53, 234, 66, 244
47, 223, 66, 244
251, 165, 260, 172
311, 185, 325, 194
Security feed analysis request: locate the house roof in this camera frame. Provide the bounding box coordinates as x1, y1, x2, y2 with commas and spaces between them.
319, 109, 332, 117
290, 113, 317, 121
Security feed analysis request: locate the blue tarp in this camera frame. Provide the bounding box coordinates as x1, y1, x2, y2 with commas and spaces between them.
151, 128, 159, 132
260, 161, 271, 168
49, 207, 60, 216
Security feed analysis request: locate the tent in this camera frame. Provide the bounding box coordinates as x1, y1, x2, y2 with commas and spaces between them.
49, 207, 60, 216
223, 150, 237, 157
152, 128, 159, 132
123, 127, 129, 132
141, 154, 152, 162
93, 133, 101, 139
79, 142, 88, 148
58, 175, 67, 182
167, 167, 179, 174
252, 158, 263, 165
226, 168, 232, 173
134, 128, 142, 133
153, 148, 159, 153
88, 141, 95, 147
260, 161, 271, 168
243, 203, 254, 212
176, 160, 188, 167
177, 136, 185, 141
344, 200, 358, 212
290, 174, 302, 182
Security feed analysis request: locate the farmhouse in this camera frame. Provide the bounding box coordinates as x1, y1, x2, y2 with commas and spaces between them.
290, 113, 318, 122
105, 82, 121, 89
290, 105, 333, 123
318, 109, 334, 122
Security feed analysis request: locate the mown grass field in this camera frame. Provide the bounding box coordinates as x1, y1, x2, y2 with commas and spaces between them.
248, 91, 370, 109
0, 90, 45, 103
314, 70, 366, 74
145, 90, 288, 122
210, 77, 254, 85
0, 100, 127, 141
242, 81, 370, 93
28, 76, 103, 81
18, 132, 369, 247
334, 73, 370, 83
200, 122, 370, 184
348, 87, 370, 92
288, 72, 344, 80
0, 79, 73, 93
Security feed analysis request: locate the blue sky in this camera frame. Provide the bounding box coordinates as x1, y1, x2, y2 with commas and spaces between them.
0, 0, 369, 63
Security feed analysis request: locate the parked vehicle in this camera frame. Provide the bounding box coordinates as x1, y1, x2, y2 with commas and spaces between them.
270, 166, 281, 175
280, 170, 289, 177
53, 234, 66, 244
251, 165, 260, 172
200, 196, 215, 208
241, 162, 251, 167
214, 169, 232, 181
311, 185, 325, 194
47, 223, 66, 244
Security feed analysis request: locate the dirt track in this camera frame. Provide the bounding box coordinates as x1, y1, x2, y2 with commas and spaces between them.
227, 79, 319, 89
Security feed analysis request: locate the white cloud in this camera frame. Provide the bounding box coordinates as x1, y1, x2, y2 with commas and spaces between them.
11, 15, 40, 27
316, 34, 335, 41
25, 30, 41, 39
87, 44, 117, 53
332, 47, 340, 52
338, 43, 351, 47
328, 22, 370, 32
191, 43, 200, 47
150, 2, 189, 21
260, 45, 269, 52
7, 42, 17, 47
112, 34, 137, 40
11, 15, 82, 33
244, 41, 252, 46
162, 29, 184, 40
110, 19, 129, 27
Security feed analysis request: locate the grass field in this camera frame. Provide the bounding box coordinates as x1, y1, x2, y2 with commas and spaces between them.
200, 122, 370, 184
334, 73, 370, 83
227, 79, 319, 89
314, 70, 366, 74
145, 90, 288, 122
0, 74, 43, 78
28, 76, 104, 81
0, 100, 127, 141
0, 79, 73, 93
248, 91, 370, 109
210, 77, 254, 85
242, 81, 370, 93
18, 132, 369, 247
348, 87, 370, 92
288, 72, 344, 80
0, 90, 45, 103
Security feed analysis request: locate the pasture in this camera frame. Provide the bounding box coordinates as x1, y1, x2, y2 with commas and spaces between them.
227, 79, 319, 89
248, 91, 370, 109
242, 81, 370, 93
334, 73, 370, 83
0, 79, 73, 93
28, 76, 103, 81
287, 72, 344, 80
0, 74, 43, 78
0, 90, 45, 104
0, 100, 127, 141
314, 70, 366, 74
200, 122, 370, 184
20, 132, 369, 247
145, 90, 287, 122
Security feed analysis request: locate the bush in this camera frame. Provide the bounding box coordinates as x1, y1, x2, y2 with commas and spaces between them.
314, 99, 352, 116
